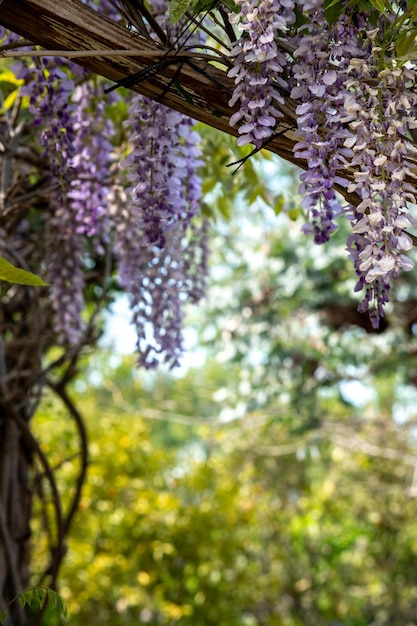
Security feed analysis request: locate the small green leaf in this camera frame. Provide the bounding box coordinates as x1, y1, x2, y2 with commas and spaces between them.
396, 29, 417, 58
19, 590, 34, 608
0, 610, 7, 623
324, 0, 344, 25
56, 593, 70, 620
35, 588, 47, 606
169, 0, 192, 23
369, 0, 389, 12
287, 207, 300, 221
192, 0, 221, 15
217, 195, 231, 220
0, 256, 48, 286
273, 194, 285, 216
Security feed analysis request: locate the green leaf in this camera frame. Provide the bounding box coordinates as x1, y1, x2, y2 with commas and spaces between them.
389, 4, 417, 31
0, 256, 48, 286
396, 28, 417, 58
56, 593, 70, 620
169, 0, 192, 23
217, 195, 231, 220
324, 0, 344, 25
35, 588, 47, 606
273, 194, 285, 216
19, 590, 34, 608
0, 589, 68, 624
192, 0, 221, 16
369, 0, 390, 12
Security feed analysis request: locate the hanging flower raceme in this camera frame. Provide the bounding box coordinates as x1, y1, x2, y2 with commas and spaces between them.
16, 56, 76, 189
116, 215, 208, 369
111, 0, 208, 367
67, 72, 115, 248
13, 54, 89, 343
10, 43, 120, 344
228, 0, 295, 148
342, 46, 417, 327
290, 1, 364, 243
122, 97, 195, 248
114, 93, 206, 368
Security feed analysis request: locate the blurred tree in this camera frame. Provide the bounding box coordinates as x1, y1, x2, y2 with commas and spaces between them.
30, 197, 417, 626
32, 364, 417, 626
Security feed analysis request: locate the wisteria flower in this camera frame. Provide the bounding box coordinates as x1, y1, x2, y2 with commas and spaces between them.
228, 0, 295, 148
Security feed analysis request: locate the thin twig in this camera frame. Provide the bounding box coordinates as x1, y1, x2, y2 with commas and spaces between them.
0, 39, 34, 52
0, 47, 227, 65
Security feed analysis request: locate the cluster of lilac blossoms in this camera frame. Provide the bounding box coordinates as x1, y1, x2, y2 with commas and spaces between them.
343, 49, 417, 326
68, 73, 115, 247
228, 0, 417, 326
297, 9, 417, 325
1, 0, 208, 367
112, 0, 208, 368
14, 47, 121, 344
13, 54, 88, 344
291, 3, 364, 244
115, 95, 206, 368
228, 0, 295, 148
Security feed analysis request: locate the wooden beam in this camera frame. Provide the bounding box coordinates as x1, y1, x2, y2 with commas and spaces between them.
0, 0, 365, 207
0, 0, 298, 153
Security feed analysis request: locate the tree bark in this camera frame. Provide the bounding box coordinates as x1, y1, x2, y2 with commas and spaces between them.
0, 418, 30, 625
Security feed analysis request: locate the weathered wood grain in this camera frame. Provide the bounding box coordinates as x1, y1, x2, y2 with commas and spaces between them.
0, 0, 365, 204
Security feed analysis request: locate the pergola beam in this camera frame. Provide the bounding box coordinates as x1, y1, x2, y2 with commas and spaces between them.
0, 0, 299, 161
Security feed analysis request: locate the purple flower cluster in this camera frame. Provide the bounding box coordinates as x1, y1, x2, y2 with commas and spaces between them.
228, 0, 295, 148
67, 76, 115, 248
122, 96, 197, 248
47, 68, 119, 341
118, 220, 208, 370
12, 46, 118, 344
290, 2, 364, 243
13, 55, 88, 342
46, 211, 88, 345
227, 0, 417, 326
16, 57, 76, 189
115, 94, 206, 367
114, 199, 208, 370
2, 0, 209, 367
109, 0, 208, 368
343, 54, 417, 326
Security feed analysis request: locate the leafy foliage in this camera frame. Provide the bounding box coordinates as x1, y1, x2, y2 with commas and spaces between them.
168, 0, 193, 23
0, 588, 68, 624
33, 367, 417, 626
0, 256, 48, 286
30, 197, 417, 625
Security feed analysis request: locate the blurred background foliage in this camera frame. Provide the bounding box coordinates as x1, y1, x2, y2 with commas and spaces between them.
30, 129, 417, 626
